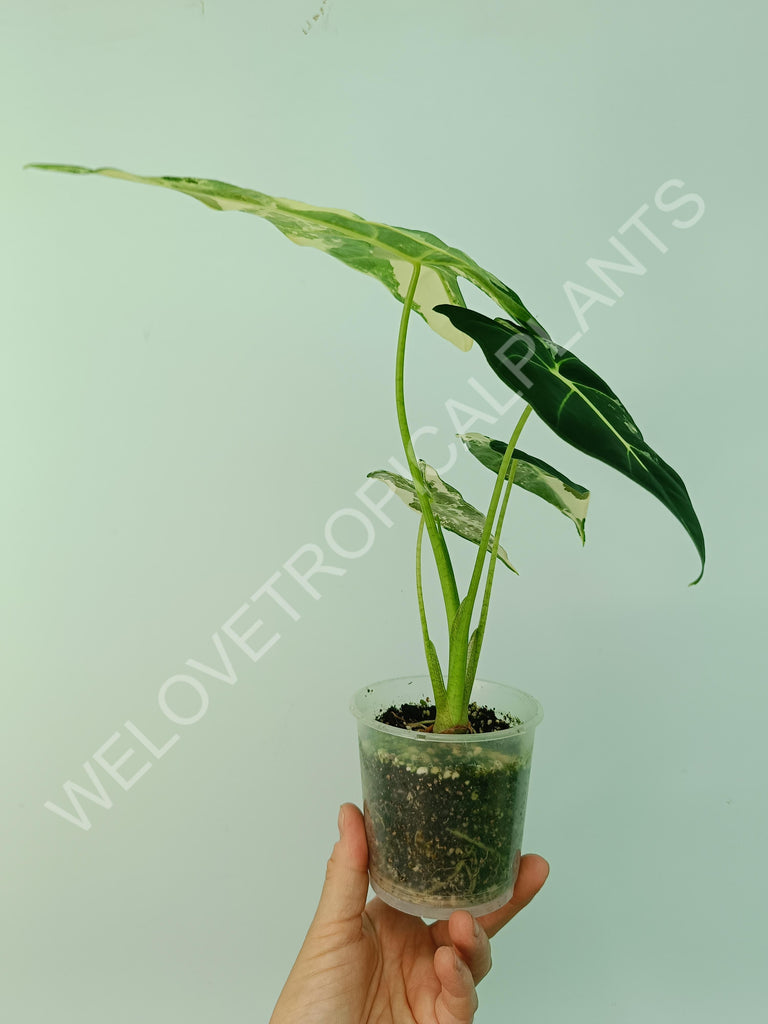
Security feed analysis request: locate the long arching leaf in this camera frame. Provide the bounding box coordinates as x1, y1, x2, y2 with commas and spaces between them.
25, 163, 547, 350
436, 305, 705, 583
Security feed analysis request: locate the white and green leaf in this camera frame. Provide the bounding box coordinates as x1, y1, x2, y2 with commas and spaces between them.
367, 462, 517, 572
25, 163, 547, 351
459, 432, 590, 543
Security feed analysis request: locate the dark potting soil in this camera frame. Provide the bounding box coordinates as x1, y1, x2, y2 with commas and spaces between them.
377, 699, 520, 733
360, 701, 530, 905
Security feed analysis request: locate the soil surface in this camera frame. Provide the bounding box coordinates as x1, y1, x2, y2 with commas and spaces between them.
377, 700, 520, 733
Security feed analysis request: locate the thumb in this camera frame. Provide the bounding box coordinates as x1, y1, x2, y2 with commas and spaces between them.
310, 803, 370, 933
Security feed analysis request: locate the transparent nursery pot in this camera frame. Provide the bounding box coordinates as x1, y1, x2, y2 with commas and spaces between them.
350, 676, 543, 920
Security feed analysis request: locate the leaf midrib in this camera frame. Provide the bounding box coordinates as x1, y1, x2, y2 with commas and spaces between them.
91, 167, 465, 274
134, 170, 474, 275
548, 356, 647, 472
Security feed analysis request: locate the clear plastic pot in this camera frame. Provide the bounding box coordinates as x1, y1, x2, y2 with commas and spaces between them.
350, 676, 543, 920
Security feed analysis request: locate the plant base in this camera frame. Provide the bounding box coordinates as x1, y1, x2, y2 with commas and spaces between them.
359, 729, 530, 919
351, 677, 542, 920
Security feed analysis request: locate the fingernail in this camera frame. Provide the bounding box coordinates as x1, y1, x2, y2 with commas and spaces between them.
454, 951, 463, 973
473, 918, 480, 938
337, 805, 345, 837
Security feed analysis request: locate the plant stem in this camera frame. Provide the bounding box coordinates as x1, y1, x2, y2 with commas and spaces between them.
445, 404, 532, 724
395, 262, 460, 629
416, 516, 447, 715
463, 448, 520, 711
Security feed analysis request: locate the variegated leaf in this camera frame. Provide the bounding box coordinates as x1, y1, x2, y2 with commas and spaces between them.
25, 163, 547, 350
459, 432, 590, 543
368, 463, 517, 572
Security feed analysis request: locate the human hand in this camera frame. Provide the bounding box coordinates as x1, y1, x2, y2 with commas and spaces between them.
269, 802, 549, 1024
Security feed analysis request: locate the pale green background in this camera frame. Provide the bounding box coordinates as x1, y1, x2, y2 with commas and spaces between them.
1, 1, 765, 1021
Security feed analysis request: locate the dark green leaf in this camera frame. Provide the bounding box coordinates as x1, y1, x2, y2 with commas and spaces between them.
436, 306, 705, 582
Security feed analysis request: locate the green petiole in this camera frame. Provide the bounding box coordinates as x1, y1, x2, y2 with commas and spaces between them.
445, 404, 532, 725
395, 262, 460, 630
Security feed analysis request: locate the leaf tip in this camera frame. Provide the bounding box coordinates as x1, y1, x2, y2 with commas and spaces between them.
688, 564, 705, 587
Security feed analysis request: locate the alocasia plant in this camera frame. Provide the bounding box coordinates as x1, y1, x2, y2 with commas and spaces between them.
27, 163, 705, 733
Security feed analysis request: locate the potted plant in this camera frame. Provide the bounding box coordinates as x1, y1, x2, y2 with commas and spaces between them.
26, 163, 705, 918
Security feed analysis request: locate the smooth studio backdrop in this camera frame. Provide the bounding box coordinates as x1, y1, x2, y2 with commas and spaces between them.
2, 2, 765, 1021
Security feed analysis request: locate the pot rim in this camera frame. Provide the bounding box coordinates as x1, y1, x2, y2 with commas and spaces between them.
349, 675, 543, 742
